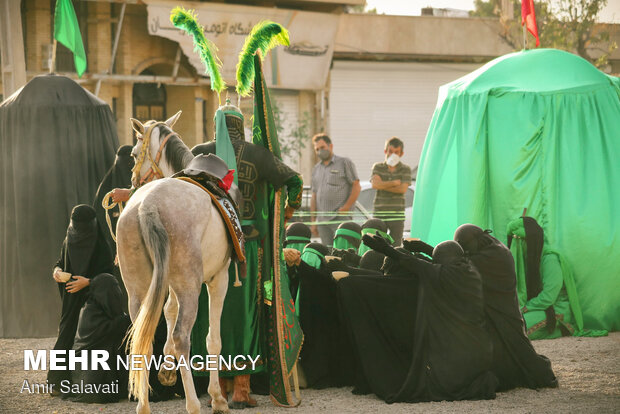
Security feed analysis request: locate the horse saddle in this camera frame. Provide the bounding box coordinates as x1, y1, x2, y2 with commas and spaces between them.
175, 154, 243, 209
172, 154, 245, 265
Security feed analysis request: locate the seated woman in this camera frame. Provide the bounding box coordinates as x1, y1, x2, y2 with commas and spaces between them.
411, 226, 558, 390
284, 244, 354, 388
506, 217, 605, 340
49, 204, 114, 393
284, 222, 312, 299
454, 224, 558, 391
338, 234, 498, 403
66, 274, 131, 403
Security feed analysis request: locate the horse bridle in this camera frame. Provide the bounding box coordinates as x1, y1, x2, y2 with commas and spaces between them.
132, 121, 176, 186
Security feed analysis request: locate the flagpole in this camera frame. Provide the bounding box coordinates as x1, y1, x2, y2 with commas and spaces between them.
50, 39, 57, 73
522, 25, 526, 50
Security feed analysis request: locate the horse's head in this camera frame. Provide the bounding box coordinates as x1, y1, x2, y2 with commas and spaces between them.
129, 111, 187, 188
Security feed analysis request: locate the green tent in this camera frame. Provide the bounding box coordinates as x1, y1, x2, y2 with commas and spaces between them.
411, 49, 620, 331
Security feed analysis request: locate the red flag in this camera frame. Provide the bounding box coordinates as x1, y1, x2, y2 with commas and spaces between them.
521, 0, 540, 47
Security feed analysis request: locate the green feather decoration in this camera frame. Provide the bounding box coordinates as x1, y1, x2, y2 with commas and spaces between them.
170, 7, 226, 94
236, 21, 290, 97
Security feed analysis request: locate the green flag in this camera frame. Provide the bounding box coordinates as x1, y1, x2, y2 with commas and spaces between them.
54, 0, 86, 77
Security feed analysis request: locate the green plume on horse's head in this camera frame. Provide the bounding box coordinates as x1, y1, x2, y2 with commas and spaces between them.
236, 21, 290, 97
170, 7, 226, 95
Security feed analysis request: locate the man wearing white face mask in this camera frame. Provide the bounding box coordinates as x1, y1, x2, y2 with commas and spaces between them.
370, 137, 412, 246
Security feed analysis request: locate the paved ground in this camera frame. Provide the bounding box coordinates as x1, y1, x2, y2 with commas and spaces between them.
0, 333, 618, 413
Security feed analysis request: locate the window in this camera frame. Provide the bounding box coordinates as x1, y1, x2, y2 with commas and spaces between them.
132, 69, 167, 141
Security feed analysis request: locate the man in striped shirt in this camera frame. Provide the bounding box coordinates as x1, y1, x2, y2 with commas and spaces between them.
370, 137, 412, 246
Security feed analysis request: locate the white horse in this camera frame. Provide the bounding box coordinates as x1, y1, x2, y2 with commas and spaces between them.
116, 111, 231, 414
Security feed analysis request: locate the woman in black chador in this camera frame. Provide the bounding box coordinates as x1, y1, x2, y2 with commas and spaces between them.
453, 224, 557, 390
93, 144, 134, 254
48, 204, 114, 392
93, 145, 134, 312
67, 273, 131, 402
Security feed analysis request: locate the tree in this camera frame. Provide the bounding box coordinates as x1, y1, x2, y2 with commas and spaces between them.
271, 99, 312, 170
346, 1, 377, 14
471, 0, 617, 70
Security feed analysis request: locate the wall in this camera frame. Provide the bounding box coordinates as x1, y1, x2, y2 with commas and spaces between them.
334, 14, 513, 61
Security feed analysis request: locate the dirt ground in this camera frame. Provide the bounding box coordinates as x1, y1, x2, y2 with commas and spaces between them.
0, 333, 618, 413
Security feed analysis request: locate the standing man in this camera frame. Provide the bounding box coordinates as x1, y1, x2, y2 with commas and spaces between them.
370, 137, 412, 246
311, 133, 361, 246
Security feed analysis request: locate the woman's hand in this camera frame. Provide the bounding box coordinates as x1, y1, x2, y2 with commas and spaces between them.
66, 275, 90, 293
111, 188, 132, 203
283, 248, 301, 267
52, 267, 63, 283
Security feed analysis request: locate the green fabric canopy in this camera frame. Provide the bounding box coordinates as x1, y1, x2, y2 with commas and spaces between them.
411, 49, 620, 331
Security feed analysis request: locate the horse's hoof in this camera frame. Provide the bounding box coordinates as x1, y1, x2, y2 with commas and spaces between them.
157, 367, 177, 386
212, 397, 229, 413
230, 401, 247, 410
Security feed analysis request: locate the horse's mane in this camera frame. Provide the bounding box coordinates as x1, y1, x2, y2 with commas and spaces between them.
160, 125, 194, 172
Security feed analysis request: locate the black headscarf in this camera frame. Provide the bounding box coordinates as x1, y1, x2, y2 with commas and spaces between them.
454, 224, 495, 255
432, 241, 465, 265
362, 218, 388, 233
66, 205, 98, 276
359, 250, 386, 272
285, 222, 312, 248
89, 273, 125, 320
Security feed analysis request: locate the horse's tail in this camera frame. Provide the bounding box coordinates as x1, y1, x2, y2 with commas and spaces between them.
127, 202, 170, 401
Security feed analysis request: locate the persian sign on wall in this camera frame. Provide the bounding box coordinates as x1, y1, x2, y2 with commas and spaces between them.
145, 1, 339, 91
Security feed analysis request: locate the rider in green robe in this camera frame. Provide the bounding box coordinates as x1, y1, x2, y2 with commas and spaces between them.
191, 101, 302, 407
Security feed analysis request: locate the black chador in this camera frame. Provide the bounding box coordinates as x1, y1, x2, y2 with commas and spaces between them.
93, 144, 134, 312
454, 224, 558, 390
93, 144, 134, 253
67, 274, 131, 403
48, 205, 114, 389
339, 235, 498, 403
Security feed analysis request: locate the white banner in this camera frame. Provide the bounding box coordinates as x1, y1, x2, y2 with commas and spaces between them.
145, 0, 339, 91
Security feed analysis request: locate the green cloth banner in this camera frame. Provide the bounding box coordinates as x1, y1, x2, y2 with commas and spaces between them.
54, 0, 87, 77
215, 109, 238, 185
252, 54, 303, 407
411, 49, 620, 331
